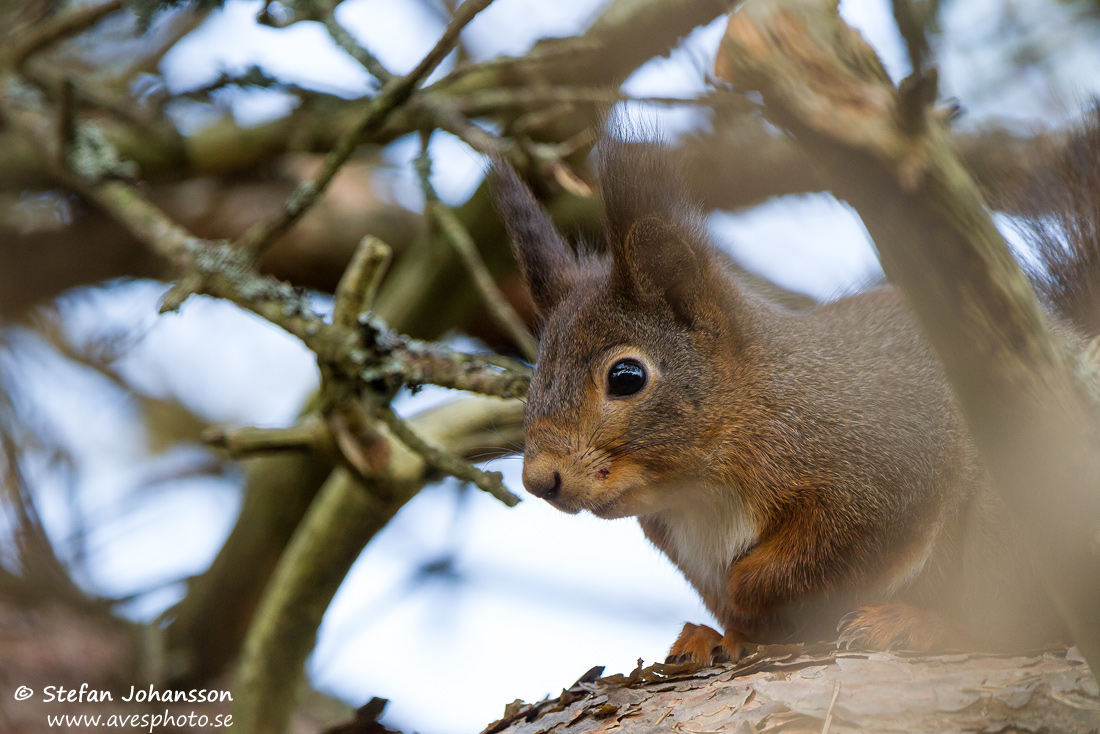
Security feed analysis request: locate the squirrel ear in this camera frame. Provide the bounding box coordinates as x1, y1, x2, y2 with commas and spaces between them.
597, 138, 712, 321
490, 160, 578, 315
613, 215, 710, 322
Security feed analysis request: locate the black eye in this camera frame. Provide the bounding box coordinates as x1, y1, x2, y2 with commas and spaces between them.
607, 358, 647, 397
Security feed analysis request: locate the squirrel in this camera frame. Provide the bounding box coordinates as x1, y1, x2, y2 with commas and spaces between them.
488, 112, 1100, 665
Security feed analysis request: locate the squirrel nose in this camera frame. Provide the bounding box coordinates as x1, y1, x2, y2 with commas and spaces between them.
524, 467, 562, 501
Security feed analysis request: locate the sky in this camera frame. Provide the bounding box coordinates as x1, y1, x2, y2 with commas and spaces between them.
12, 0, 1100, 732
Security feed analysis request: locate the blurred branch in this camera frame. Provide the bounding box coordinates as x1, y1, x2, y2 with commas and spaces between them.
176, 65, 302, 101
716, 0, 1100, 671
452, 87, 722, 116
321, 14, 391, 85
373, 402, 519, 506
890, 0, 934, 75
679, 109, 1070, 213
235, 468, 399, 734
435, 0, 735, 98
1, 0, 123, 68
234, 395, 523, 734
0, 406, 100, 611
332, 235, 391, 330
203, 420, 332, 458
417, 136, 538, 361
237, 0, 498, 255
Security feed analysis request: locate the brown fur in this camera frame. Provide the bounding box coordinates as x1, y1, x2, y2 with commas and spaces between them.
490, 136, 1073, 664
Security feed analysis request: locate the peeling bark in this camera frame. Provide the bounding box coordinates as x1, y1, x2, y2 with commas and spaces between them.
480, 645, 1100, 734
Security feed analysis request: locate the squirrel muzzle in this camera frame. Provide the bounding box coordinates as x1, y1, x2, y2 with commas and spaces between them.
521, 438, 656, 519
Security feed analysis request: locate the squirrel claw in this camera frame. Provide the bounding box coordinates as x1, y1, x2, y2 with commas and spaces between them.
837, 625, 870, 650
837, 609, 863, 632
885, 628, 910, 651
835, 602, 963, 652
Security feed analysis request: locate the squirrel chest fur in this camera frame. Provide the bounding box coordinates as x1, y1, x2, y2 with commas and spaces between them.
491, 138, 1067, 662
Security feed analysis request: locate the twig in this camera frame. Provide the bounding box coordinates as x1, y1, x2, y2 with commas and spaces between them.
416, 136, 538, 361
82, 178, 528, 398
418, 98, 510, 155
71, 178, 527, 398
328, 401, 393, 480
332, 236, 392, 330
202, 420, 331, 457
394, 338, 530, 397
237, 0, 497, 256
890, 0, 934, 76
321, 14, 392, 84
2, 0, 124, 67
453, 87, 720, 117
177, 66, 293, 100
476, 351, 535, 376
321, 10, 505, 155
159, 272, 205, 314
374, 403, 520, 506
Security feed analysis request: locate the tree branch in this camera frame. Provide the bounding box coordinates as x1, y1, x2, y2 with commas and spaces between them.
332, 236, 391, 330
1, 0, 124, 68
236, 0, 497, 255
202, 420, 332, 458
416, 137, 538, 361
373, 403, 520, 506
233, 395, 523, 734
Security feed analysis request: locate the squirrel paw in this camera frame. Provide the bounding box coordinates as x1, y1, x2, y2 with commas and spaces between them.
665, 622, 747, 666
836, 602, 962, 652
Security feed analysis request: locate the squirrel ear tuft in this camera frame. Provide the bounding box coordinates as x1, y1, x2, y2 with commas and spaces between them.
490, 160, 578, 316
596, 136, 712, 322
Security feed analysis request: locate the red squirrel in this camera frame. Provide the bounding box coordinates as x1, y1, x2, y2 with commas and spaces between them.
489, 117, 1096, 664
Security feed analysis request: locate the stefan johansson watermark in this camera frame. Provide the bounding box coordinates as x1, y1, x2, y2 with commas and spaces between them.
11, 684, 234, 731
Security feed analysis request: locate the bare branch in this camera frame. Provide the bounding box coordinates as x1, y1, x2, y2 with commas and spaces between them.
1, 0, 124, 68
374, 403, 520, 506
417, 137, 538, 361
332, 236, 392, 330
234, 395, 522, 734
891, 0, 932, 75
237, 0, 497, 256
321, 14, 392, 85
203, 420, 332, 458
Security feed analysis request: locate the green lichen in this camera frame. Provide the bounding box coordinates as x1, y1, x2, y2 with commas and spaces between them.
69, 123, 139, 183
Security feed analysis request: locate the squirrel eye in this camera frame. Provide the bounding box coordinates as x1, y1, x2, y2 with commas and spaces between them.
607, 359, 647, 397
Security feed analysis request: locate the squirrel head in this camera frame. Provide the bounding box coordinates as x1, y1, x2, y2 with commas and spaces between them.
491, 138, 753, 518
